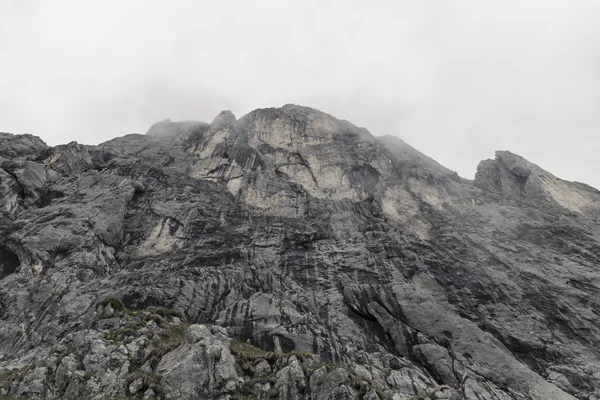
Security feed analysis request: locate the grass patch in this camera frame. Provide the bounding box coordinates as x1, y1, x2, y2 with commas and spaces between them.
127, 370, 162, 394
230, 340, 315, 364
146, 306, 185, 320
245, 372, 277, 386
230, 340, 268, 359
146, 324, 190, 368
97, 298, 186, 325
238, 372, 278, 398
309, 361, 343, 373
286, 350, 314, 362
99, 297, 125, 312
0, 368, 26, 391
151, 324, 189, 353
104, 320, 148, 343
99, 300, 188, 345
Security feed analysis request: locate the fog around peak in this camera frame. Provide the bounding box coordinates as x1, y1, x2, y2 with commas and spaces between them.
1, 0, 599, 188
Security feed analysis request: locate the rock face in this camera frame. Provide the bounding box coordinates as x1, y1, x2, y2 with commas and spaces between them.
0, 104, 599, 400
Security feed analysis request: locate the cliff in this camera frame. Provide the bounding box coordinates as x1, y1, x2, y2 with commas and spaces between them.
0, 104, 599, 399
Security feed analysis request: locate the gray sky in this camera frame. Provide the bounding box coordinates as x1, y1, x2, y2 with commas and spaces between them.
1, 1, 599, 189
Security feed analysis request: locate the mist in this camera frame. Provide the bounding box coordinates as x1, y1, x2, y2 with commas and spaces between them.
1, 0, 599, 188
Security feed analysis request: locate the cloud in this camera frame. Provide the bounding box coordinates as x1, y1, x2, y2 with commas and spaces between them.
0, 0, 598, 188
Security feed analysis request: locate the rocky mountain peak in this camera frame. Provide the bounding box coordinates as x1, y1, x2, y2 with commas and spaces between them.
0, 132, 47, 160
212, 110, 237, 126
475, 149, 600, 215
0, 105, 598, 400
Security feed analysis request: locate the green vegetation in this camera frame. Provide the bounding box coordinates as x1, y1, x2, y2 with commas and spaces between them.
99, 297, 125, 312
150, 324, 189, 354
230, 340, 268, 359
146, 306, 185, 320
244, 372, 277, 386
231, 340, 317, 399
0, 368, 26, 392
309, 361, 346, 374
285, 350, 315, 362
146, 323, 190, 368
230, 340, 314, 364
230, 340, 384, 399
104, 319, 150, 342
97, 298, 185, 323
3, 300, 185, 400
99, 298, 187, 344
126, 369, 162, 396
97, 299, 190, 378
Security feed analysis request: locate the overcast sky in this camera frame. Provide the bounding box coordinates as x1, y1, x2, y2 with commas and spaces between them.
1, 0, 599, 188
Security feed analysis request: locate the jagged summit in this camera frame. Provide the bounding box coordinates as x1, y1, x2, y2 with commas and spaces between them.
475, 149, 600, 214
212, 110, 237, 125
0, 105, 598, 399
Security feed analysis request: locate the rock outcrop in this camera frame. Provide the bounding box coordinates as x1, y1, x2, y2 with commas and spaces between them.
0, 104, 599, 399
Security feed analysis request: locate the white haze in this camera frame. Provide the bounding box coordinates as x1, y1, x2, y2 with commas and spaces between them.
1, 0, 599, 189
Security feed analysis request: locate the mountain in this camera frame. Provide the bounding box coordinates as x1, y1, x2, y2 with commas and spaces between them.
0, 104, 599, 400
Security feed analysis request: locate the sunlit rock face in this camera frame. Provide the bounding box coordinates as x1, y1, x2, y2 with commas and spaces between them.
0, 105, 599, 400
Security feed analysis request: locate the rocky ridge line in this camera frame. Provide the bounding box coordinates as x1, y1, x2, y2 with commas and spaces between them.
0, 104, 599, 399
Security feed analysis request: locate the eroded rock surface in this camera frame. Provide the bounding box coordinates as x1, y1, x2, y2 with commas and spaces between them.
0, 105, 599, 399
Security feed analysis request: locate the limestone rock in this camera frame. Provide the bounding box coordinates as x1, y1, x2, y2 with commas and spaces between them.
0, 105, 598, 399
157, 324, 240, 399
